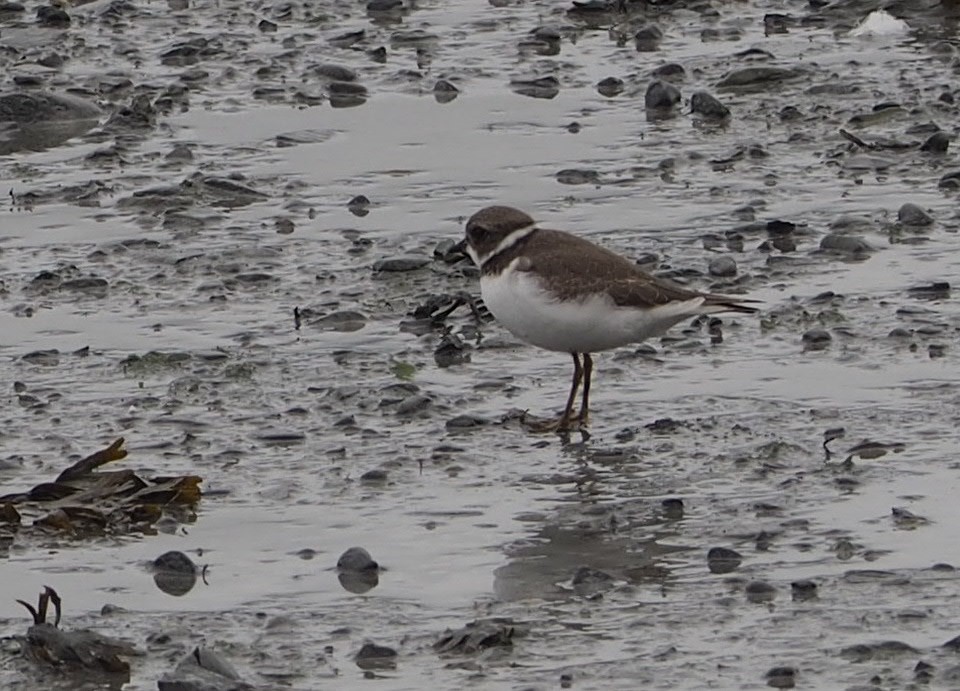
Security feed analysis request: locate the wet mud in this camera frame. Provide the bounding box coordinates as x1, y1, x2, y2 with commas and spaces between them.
3, 0, 960, 688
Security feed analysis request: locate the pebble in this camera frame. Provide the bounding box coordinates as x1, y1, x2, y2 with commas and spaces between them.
707, 546, 742, 574
897, 202, 933, 226
691, 91, 730, 119
708, 255, 737, 277
921, 131, 950, 153
819, 234, 872, 254
790, 580, 818, 601
596, 76, 624, 97
634, 24, 662, 51
373, 256, 430, 272
745, 580, 777, 603
355, 642, 398, 669
337, 547, 379, 572
718, 66, 799, 88
765, 666, 797, 689
153, 551, 197, 574
645, 80, 680, 110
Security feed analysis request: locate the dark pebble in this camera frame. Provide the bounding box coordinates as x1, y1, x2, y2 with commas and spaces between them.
718, 66, 798, 88
790, 580, 818, 601
337, 547, 378, 572
802, 329, 831, 349
661, 497, 684, 519
314, 64, 358, 81
355, 642, 397, 669
153, 550, 197, 574
360, 469, 388, 483
597, 77, 624, 97
328, 81, 367, 96
651, 62, 685, 82
36, 4, 69, 25
645, 80, 680, 110
897, 203, 933, 226
819, 234, 872, 254
445, 414, 488, 429
745, 580, 777, 603
556, 168, 600, 185
21, 349, 60, 366
937, 170, 960, 189
921, 131, 950, 153
373, 256, 430, 272
396, 393, 432, 415
258, 18, 277, 32
691, 91, 730, 119
634, 24, 662, 51
707, 546, 742, 574
708, 256, 737, 277
765, 666, 797, 689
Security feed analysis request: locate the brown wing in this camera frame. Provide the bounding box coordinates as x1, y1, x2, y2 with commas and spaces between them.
523, 229, 756, 312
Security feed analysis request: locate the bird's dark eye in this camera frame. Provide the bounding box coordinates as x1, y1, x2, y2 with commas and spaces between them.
468, 224, 490, 244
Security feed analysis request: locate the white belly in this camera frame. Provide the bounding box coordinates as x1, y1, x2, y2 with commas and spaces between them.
480, 263, 706, 353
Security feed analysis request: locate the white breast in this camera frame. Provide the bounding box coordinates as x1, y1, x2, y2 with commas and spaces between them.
480, 260, 707, 353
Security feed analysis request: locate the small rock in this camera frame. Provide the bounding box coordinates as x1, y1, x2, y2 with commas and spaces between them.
790, 580, 818, 601
691, 91, 730, 120
355, 642, 397, 670
360, 469, 388, 483
765, 666, 797, 689
645, 80, 680, 110
596, 77, 624, 97
745, 580, 777, 603
897, 203, 933, 226
921, 131, 950, 153
152, 551, 196, 574
651, 63, 685, 82
396, 393, 431, 415
802, 328, 832, 350
634, 24, 662, 51
373, 256, 430, 272
708, 256, 737, 277
819, 234, 872, 255
337, 547, 378, 572
707, 546, 742, 574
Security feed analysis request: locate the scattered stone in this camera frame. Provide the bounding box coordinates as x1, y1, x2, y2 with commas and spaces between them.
921, 131, 950, 153
509, 75, 560, 99
819, 234, 873, 255
661, 498, 684, 520
707, 547, 742, 574
159, 646, 250, 690
645, 80, 680, 110
708, 255, 737, 277
745, 580, 777, 603
337, 547, 378, 572
718, 67, 800, 89
802, 329, 831, 350
634, 24, 662, 51
651, 63, 685, 82
897, 203, 933, 226
572, 566, 616, 597
765, 666, 797, 689
791, 580, 818, 601
355, 642, 397, 670
21, 350, 61, 366
396, 393, 431, 415
556, 168, 600, 185
347, 194, 370, 216
597, 77, 624, 97
445, 414, 487, 429
313, 64, 358, 81
360, 469, 388, 483
152, 551, 196, 574
434, 619, 517, 654
373, 256, 430, 272
691, 91, 730, 120
36, 5, 69, 26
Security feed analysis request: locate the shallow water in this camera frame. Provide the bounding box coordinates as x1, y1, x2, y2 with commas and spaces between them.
3, 0, 960, 688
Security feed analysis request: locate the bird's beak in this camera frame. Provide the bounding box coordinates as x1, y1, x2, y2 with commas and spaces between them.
450, 238, 467, 256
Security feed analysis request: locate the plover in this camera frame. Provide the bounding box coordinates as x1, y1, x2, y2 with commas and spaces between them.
463, 205, 758, 432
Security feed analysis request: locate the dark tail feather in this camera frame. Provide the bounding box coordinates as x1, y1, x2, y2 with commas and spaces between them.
704, 295, 761, 314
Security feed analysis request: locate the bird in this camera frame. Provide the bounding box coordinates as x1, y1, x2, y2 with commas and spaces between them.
462, 205, 758, 432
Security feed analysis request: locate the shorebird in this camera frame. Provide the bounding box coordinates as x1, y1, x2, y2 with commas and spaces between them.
463, 205, 757, 432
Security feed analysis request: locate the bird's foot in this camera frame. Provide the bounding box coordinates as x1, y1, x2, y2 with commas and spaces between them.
520, 410, 586, 435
